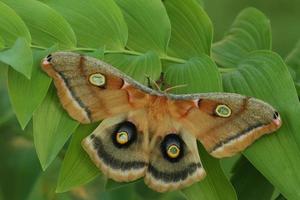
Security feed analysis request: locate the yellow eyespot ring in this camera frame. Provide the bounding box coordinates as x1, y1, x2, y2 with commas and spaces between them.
89, 73, 106, 86
215, 104, 231, 118
116, 131, 129, 144
167, 144, 180, 158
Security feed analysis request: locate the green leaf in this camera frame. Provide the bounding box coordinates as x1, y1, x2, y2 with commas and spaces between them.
47, 0, 127, 49
164, 0, 212, 58
7, 47, 56, 129
181, 145, 237, 200
0, 1, 31, 46
0, 36, 4, 50
56, 124, 100, 193
104, 51, 162, 85
2, 0, 76, 49
164, 55, 221, 94
115, 0, 171, 56
231, 156, 274, 200
33, 85, 79, 170
222, 51, 300, 199
286, 40, 300, 95
0, 38, 33, 78
213, 8, 271, 68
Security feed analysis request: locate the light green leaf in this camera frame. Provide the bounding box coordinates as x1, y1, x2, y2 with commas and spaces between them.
0, 1, 31, 47
47, 0, 127, 49
223, 51, 300, 200
104, 51, 162, 85
33, 86, 79, 170
164, 0, 212, 58
231, 156, 274, 200
213, 8, 271, 68
181, 145, 237, 200
0, 38, 33, 78
56, 124, 100, 193
2, 0, 76, 49
7, 47, 56, 129
164, 55, 221, 94
115, 0, 171, 56
286, 40, 300, 95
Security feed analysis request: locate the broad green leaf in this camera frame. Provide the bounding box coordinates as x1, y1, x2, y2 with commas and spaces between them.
104, 51, 162, 85
33, 86, 79, 170
164, 55, 221, 94
7, 47, 56, 129
231, 156, 274, 200
0, 38, 33, 78
0, 36, 4, 49
286, 40, 300, 95
213, 8, 271, 68
223, 51, 300, 200
181, 145, 237, 200
115, 0, 171, 56
2, 0, 76, 49
47, 0, 127, 49
56, 124, 100, 193
164, 0, 212, 58
0, 1, 31, 46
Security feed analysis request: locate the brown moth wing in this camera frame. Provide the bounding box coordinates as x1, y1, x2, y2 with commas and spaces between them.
144, 114, 206, 192
82, 109, 149, 182
41, 52, 149, 123
169, 93, 282, 158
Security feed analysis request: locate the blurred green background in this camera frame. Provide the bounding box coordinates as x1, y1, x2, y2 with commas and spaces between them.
0, 0, 299, 199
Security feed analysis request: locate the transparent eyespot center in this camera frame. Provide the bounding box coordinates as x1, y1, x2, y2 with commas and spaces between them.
167, 144, 180, 158
89, 73, 105, 86
215, 104, 231, 117
116, 131, 129, 144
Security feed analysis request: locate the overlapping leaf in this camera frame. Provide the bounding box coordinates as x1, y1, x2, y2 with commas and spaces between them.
164, 55, 221, 94
104, 51, 161, 85
231, 156, 274, 200
0, 38, 32, 78
223, 51, 300, 199
33, 86, 79, 170
47, 0, 127, 49
56, 124, 100, 193
0, 1, 31, 46
2, 0, 76, 49
286, 40, 300, 95
182, 146, 237, 200
115, 0, 171, 56
164, 0, 212, 58
213, 8, 271, 68
7, 47, 56, 129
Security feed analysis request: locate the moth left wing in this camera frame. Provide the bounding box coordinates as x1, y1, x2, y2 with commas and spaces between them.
41, 52, 149, 123
82, 109, 149, 182
169, 93, 282, 158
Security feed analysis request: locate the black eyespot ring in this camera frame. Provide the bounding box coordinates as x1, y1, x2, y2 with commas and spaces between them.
112, 121, 137, 148
160, 133, 184, 163
273, 111, 279, 119
46, 54, 52, 62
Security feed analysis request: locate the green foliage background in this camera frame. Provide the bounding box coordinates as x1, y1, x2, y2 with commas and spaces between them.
0, 0, 300, 199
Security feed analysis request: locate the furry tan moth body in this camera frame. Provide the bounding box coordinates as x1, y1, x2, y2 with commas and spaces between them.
41, 52, 282, 192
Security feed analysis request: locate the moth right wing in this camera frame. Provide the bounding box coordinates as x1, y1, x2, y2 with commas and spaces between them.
169, 93, 282, 158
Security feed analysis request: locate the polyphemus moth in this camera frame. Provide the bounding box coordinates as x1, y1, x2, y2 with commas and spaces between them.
41, 52, 282, 192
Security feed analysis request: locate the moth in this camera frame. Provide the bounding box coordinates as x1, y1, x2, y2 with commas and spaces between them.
41, 52, 282, 192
